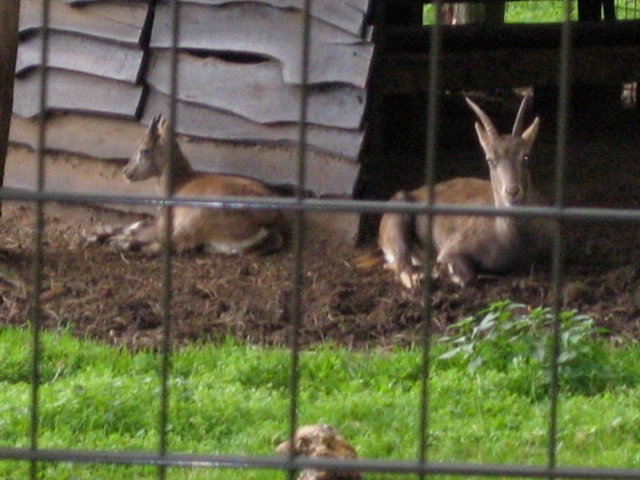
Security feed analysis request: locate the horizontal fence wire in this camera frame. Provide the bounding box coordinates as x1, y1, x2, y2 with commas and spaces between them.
2, 186, 640, 222
2, 0, 636, 478
1, 448, 640, 479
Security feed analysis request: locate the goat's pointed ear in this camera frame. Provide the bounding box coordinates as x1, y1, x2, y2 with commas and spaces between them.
474, 121, 494, 159
521, 117, 540, 149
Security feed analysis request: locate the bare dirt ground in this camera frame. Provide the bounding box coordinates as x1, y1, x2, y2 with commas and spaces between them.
1, 96, 640, 350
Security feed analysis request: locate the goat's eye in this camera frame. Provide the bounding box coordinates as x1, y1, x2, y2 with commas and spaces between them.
486, 158, 496, 168
140, 148, 150, 157
522, 155, 530, 166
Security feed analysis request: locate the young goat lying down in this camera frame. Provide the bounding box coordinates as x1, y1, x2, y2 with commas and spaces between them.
361, 94, 553, 288
97, 114, 285, 255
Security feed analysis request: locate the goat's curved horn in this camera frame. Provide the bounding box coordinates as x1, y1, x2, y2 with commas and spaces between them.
465, 97, 499, 139
150, 114, 164, 129
512, 93, 531, 136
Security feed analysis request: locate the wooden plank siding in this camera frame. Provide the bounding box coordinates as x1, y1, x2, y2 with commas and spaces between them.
146, 1, 372, 163
150, 2, 373, 87
66, 0, 370, 36
16, 33, 145, 83
19, 0, 151, 44
143, 89, 364, 160
14, 0, 150, 119
13, 69, 145, 119
8, 0, 374, 200
8, 116, 360, 197
146, 50, 367, 129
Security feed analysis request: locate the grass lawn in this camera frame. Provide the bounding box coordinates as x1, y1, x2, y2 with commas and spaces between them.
424, 0, 640, 23
0, 317, 638, 479
423, 0, 575, 24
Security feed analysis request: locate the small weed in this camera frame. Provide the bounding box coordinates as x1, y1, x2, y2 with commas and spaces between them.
438, 301, 622, 395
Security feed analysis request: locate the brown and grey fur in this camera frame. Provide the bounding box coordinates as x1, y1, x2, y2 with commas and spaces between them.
378, 94, 553, 288
113, 114, 284, 254
275, 424, 361, 480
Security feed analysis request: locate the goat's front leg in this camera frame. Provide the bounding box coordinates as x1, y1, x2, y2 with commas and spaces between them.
379, 206, 427, 289
82, 220, 157, 251
436, 250, 477, 287
106, 219, 161, 252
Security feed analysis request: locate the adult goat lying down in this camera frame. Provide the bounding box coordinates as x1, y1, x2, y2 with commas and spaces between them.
103, 114, 285, 255
368, 94, 553, 288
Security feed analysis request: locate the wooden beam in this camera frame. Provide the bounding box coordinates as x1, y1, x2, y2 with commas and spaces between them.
0, 0, 20, 216
381, 0, 423, 25
380, 20, 640, 53
378, 45, 640, 93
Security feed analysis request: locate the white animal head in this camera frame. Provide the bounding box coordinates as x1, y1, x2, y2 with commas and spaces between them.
466, 95, 540, 207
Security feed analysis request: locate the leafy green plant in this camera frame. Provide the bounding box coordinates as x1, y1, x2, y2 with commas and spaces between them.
438, 301, 618, 395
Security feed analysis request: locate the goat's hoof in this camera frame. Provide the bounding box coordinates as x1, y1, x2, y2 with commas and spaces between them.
256, 232, 284, 255
445, 262, 475, 287
107, 238, 137, 252
399, 270, 424, 289
81, 226, 125, 246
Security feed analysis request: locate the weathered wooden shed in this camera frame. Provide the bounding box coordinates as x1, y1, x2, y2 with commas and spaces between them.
6, 0, 374, 241
4, 0, 640, 242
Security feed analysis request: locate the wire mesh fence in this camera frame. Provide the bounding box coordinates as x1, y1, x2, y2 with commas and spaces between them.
617, 0, 640, 18
1, 0, 640, 478
430, 0, 640, 23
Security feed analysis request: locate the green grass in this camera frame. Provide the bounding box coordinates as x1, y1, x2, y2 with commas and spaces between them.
423, 1, 575, 24
505, 1, 576, 23
424, 0, 640, 24
0, 325, 639, 479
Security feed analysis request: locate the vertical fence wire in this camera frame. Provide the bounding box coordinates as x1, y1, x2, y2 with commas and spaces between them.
157, 0, 181, 477
547, 0, 573, 473
30, 0, 50, 477
285, 0, 312, 478
418, 0, 444, 472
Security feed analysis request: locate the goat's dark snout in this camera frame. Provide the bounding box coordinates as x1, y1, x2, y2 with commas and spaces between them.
122, 164, 133, 180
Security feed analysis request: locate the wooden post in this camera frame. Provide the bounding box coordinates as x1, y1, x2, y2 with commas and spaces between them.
355, 0, 427, 242
578, 0, 616, 20
574, 0, 617, 120
0, 0, 21, 217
